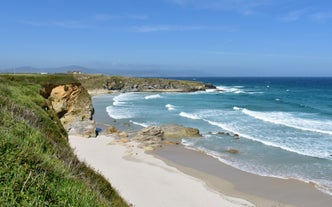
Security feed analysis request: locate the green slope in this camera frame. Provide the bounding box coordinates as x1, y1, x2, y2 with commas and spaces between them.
0, 74, 128, 206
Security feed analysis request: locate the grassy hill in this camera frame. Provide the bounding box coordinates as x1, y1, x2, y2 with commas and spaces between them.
0, 74, 128, 206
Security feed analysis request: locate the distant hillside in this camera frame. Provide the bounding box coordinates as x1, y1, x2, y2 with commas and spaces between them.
1, 65, 213, 77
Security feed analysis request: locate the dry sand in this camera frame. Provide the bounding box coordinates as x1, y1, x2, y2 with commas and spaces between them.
69, 135, 255, 207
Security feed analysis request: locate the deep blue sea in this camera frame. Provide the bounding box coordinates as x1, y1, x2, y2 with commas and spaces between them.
93, 77, 332, 195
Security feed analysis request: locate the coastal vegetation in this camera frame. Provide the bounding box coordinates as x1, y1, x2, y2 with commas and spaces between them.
0, 74, 128, 206
0, 73, 213, 206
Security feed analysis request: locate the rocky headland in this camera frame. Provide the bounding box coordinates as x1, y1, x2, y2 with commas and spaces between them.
75, 74, 216, 93
34, 74, 215, 140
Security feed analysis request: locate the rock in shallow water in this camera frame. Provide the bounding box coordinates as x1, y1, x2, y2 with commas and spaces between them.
134, 126, 164, 149
134, 124, 201, 150
161, 124, 202, 139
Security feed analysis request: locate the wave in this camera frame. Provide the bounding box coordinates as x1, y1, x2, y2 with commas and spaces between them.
203, 119, 331, 159
165, 104, 176, 111
216, 86, 243, 93
182, 140, 332, 195
205, 89, 218, 93
113, 93, 140, 106
233, 106, 241, 111
216, 85, 263, 95
179, 112, 201, 120
113, 96, 126, 106
145, 94, 162, 100
181, 140, 288, 179
106, 106, 134, 119
237, 108, 332, 136
129, 120, 149, 127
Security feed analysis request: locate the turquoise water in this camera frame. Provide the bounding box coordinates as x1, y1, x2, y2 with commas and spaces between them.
93, 77, 332, 195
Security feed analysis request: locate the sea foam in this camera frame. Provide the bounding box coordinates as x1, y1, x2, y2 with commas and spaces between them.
106, 106, 134, 119
179, 112, 201, 120
165, 104, 176, 111
241, 108, 332, 136
145, 94, 162, 100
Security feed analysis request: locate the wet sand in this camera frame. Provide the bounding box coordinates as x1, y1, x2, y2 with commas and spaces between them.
155, 145, 332, 207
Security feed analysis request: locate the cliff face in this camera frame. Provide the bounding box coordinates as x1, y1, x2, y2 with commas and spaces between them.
41, 83, 96, 137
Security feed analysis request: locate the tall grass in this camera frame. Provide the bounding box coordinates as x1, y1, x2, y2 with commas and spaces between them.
0, 75, 128, 206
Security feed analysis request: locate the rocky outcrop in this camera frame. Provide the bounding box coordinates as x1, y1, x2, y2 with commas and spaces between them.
104, 77, 215, 92
227, 148, 239, 154
68, 120, 96, 138
161, 124, 201, 139
134, 124, 201, 150
41, 83, 96, 137
134, 126, 164, 149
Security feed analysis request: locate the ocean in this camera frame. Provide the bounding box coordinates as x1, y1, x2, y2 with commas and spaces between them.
93, 77, 332, 195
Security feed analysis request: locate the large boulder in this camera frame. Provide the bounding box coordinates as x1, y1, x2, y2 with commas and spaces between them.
134, 124, 201, 150
161, 124, 202, 139
68, 120, 96, 138
134, 126, 164, 149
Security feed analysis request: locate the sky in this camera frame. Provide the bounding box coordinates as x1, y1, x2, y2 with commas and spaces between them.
0, 0, 332, 76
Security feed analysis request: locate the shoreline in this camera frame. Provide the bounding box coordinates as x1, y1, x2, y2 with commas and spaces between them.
69, 135, 255, 207
154, 145, 332, 207
90, 92, 332, 207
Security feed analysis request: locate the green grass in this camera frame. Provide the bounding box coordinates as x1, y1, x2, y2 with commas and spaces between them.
0, 75, 128, 206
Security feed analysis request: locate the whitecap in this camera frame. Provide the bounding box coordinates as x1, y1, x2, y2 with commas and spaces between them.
165, 104, 176, 111
216, 85, 261, 95
205, 89, 217, 93
145, 94, 162, 100
241, 108, 332, 136
233, 106, 242, 111
203, 119, 331, 159
179, 112, 201, 120
130, 120, 149, 127
106, 106, 134, 119
113, 93, 140, 106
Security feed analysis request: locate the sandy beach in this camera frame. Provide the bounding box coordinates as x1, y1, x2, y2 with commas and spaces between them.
156, 145, 332, 207
69, 135, 255, 207
69, 133, 332, 207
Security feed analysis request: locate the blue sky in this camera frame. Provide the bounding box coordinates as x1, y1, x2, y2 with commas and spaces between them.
1, 0, 332, 76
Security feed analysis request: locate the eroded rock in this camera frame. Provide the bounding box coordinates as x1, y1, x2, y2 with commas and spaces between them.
134, 126, 164, 149
134, 124, 201, 150
161, 124, 202, 139
68, 120, 96, 138
42, 83, 95, 137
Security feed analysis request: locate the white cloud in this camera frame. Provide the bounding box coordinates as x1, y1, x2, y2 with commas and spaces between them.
310, 11, 332, 22
132, 25, 205, 32
212, 50, 331, 60
52, 20, 90, 29
280, 9, 307, 22
280, 9, 332, 23
21, 20, 90, 29
94, 14, 148, 21
20, 13, 148, 29
167, 0, 274, 15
